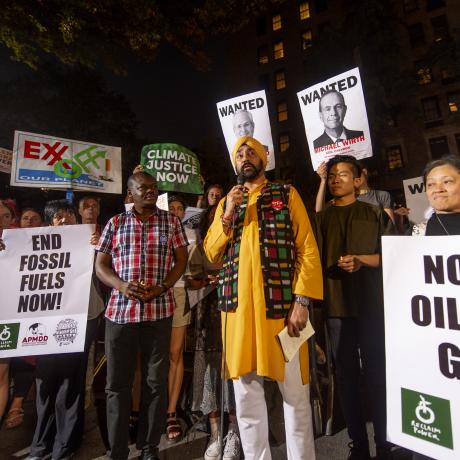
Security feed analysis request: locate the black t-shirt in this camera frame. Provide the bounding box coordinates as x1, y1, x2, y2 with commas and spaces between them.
425, 213, 460, 236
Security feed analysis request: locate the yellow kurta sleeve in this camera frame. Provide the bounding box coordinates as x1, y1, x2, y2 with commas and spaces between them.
203, 198, 232, 264
289, 187, 323, 301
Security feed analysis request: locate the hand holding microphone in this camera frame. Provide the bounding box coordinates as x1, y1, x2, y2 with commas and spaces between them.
223, 172, 246, 217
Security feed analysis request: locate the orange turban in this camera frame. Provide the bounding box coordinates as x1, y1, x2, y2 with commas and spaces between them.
231, 136, 268, 169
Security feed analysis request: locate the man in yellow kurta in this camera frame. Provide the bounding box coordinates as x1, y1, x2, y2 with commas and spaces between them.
204, 137, 323, 460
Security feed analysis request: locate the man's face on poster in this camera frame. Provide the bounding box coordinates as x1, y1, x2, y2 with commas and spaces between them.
319, 92, 347, 131
233, 111, 255, 137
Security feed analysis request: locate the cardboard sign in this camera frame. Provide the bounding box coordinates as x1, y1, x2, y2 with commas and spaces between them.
0, 225, 95, 357
297, 67, 372, 170
0, 147, 12, 174
217, 90, 275, 171
11, 131, 122, 193
382, 236, 460, 459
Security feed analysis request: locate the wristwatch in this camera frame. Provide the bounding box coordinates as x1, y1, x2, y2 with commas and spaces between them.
295, 295, 311, 308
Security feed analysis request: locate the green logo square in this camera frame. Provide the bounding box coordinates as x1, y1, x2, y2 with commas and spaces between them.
401, 387, 453, 450
0, 323, 20, 350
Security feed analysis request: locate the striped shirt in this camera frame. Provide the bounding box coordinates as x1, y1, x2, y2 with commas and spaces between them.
96, 207, 188, 323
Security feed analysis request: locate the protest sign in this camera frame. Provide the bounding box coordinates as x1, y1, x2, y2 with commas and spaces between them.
0, 147, 12, 174
10, 131, 122, 193
216, 90, 275, 171
140, 143, 203, 194
0, 225, 95, 357
382, 236, 460, 459
297, 67, 372, 170
403, 176, 431, 225
157, 192, 169, 211
183, 206, 205, 229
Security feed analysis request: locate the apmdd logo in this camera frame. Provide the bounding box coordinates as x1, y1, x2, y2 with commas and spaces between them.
401, 388, 453, 450
0, 323, 20, 350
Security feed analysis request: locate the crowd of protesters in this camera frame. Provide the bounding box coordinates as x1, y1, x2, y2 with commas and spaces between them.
0, 139, 459, 460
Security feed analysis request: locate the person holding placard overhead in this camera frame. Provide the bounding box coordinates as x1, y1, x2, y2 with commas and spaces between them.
204, 136, 323, 460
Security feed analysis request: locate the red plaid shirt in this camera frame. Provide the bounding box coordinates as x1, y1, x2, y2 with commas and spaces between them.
96, 207, 188, 324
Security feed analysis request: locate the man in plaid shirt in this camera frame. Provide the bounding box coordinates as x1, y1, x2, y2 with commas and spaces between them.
95, 172, 188, 460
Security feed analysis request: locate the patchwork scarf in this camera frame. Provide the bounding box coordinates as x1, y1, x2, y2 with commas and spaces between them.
218, 182, 295, 318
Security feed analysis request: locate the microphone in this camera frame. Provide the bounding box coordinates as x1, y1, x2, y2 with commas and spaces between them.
236, 171, 245, 186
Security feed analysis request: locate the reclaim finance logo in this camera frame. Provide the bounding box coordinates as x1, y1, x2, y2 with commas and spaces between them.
0, 323, 20, 350
401, 388, 453, 450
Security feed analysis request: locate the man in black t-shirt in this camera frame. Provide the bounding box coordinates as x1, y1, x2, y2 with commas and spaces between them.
314, 155, 394, 460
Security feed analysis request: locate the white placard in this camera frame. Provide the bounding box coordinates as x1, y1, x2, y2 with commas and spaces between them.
403, 176, 431, 224
0, 225, 95, 357
382, 236, 460, 459
216, 90, 275, 171
297, 67, 372, 170
11, 131, 122, 193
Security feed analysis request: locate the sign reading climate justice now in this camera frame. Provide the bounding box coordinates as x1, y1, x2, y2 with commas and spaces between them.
297, 67, 372, 170
140, 143, 203, 195
11, 131, 122, 194
216, 90, 275, 171
0, 225, 94, 358
382, 236, 460, 459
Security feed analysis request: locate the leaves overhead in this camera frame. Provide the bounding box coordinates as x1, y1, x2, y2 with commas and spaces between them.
0, 0, 280, 73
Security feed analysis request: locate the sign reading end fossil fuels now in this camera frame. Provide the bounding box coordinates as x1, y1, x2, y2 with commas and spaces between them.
0, 225, 94, 357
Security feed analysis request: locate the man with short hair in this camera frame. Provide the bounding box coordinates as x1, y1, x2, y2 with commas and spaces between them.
314, 155, 394, 460
78, 196, 101, 227
204, 136, 323, 460
95, 172, 188, 460
313, 90, 364, 149
232, 110, 255, 138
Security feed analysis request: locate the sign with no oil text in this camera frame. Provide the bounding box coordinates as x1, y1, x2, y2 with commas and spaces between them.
10, 131, 122, 193
0, 225, 94, 357
140, 143, 203, 194
382, 236, 460, 459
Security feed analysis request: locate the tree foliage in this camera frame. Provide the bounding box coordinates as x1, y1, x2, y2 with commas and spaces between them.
0, 0, 280, 73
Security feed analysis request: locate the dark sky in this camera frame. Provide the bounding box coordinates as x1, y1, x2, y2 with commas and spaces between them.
0, 40, 230, 151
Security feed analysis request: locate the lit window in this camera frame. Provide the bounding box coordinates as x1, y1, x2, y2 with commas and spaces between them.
275, 70, 286, 90
299, 2, 310, 20
273, 41, 285, 60
429, 136, 449, 159
416, 66, 432, 85
258, 45, 269, 65
279, 134, 290, 152
278, 102, 288, 122
421, 96, 441, 121
301, 30, 313, 50
386, 146, 404, 171
272, 14, 282, 31
447, 92, 460, 113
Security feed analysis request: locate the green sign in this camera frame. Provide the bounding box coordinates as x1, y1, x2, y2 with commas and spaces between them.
140, 143, 203, 194
401, 387, 453, 450
0, 323, 20, 350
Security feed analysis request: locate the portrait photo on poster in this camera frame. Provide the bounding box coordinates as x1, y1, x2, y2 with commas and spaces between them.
216, 89, 275, 171
297, 67, 372, 171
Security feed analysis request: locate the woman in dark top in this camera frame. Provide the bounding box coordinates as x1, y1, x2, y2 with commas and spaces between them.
411, 155, 460, 460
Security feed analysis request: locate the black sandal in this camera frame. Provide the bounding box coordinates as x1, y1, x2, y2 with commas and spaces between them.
166, 412, 183, 443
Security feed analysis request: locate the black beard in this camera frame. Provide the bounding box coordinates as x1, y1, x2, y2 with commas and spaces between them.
240, 163, 262, 181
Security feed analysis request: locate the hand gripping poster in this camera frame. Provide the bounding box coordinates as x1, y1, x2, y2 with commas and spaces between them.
0, 225, 95, 357
297, 67, 372, 171
216, 90, 275, 171
140, 143, 203, 194
11, 131, 122, 193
